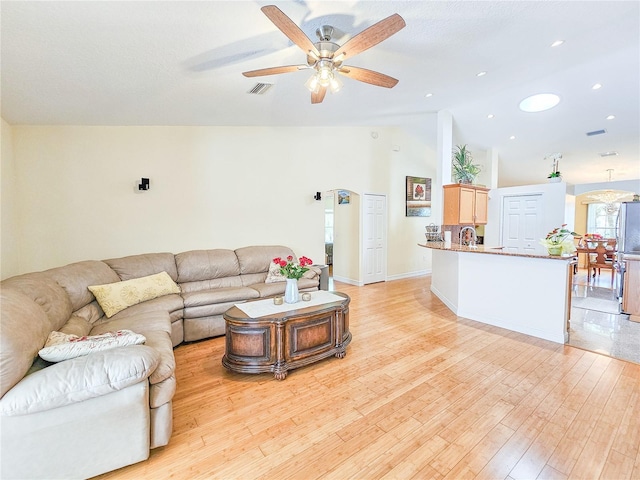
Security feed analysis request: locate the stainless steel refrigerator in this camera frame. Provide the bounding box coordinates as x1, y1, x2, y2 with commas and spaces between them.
616, 202, 640, 310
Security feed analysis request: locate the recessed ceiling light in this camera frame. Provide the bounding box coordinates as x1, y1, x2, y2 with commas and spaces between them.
551, 40, 564, 47
606, 115, 616, 120
599, 151, 618, 157
592, 83, 602, 90
519, 93, 561, 112
487, 114, 494, 119
509, 135, 516, 140
425, 93, 433, 98
476, 71, 487, 77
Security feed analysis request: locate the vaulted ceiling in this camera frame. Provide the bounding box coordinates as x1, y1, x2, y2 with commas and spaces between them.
2, 1, 638, 187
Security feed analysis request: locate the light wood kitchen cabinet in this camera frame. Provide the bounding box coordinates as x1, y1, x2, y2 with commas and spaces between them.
443, 184, 490, 225
622, 257, 640, 322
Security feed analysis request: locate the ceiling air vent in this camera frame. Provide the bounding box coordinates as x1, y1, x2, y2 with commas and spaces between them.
586, 129, 607, 136
599, 151, 619, 157
248, 83, 273, 95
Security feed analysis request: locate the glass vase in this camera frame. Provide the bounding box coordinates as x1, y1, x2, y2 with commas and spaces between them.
284, 278, 299, 304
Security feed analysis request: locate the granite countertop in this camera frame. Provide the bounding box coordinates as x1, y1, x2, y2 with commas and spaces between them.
418, 242, 575, 260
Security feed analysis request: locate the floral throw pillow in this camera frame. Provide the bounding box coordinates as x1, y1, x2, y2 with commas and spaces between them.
88, 271, 180, 318
39, 329, 146, 362
265, 262, 286, 283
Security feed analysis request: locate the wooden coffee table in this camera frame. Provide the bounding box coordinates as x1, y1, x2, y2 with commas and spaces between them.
222, 291, 351, 380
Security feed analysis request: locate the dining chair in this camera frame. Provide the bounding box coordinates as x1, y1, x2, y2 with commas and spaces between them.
588, 242, 615, 285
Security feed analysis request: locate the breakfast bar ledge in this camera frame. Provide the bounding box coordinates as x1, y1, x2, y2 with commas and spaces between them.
419, 242, 576, 344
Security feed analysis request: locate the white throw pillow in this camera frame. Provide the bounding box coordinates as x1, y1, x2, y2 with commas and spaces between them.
88, 271, 180, 317
38, 329, 146, 362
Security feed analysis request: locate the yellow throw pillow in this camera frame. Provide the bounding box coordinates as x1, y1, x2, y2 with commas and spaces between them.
88, 271, 180, 318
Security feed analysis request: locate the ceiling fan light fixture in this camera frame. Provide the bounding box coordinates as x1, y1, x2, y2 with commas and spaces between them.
305, 74, 320, 93
329, 75, 343, 93
317, 61, 334, 85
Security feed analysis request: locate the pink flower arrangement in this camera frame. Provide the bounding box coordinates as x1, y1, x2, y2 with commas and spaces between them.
273, 255, 313, 280
584, 233, 603, 240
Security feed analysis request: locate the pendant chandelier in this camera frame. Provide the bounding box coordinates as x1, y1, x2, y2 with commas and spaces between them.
587, 169, 629, 212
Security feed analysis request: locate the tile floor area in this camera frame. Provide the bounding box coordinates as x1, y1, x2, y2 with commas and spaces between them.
570, 268, 640, 365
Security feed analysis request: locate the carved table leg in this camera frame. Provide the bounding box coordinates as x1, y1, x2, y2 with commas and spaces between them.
274, 368, 288, 380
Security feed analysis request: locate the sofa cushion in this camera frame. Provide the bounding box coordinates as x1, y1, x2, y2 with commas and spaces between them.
1, 273, 73, 331
183, 302, 240, 318
150, 374, 176, 408
107, 293, 184, 322
91, 310, 172, 336
179, 276, 243, 294
175, 249, 240, 283
235, 245, 295, 275
181, 286, 259, 308
90, 312, 174, 385
0, 289, 51, 397
38, 330, 147, 363
104, 252, 178, 282
59, 315, 93, 337
88, 272, 180, 318
46, 260, 120, 312
0, 346, 159, 416
73, 301, 105, 324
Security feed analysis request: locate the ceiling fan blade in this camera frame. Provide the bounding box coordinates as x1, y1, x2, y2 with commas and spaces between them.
243, 65, 307, 77
333, 13, 405, 61
338, 66, 399, 88
261, 5, 320, 58
311, 86, 327, 104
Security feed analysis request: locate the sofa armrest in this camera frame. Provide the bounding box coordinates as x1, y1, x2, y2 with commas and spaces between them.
0, 345, 159, 416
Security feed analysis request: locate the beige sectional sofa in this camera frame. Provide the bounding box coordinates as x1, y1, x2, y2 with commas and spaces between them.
0, 245, 320, 480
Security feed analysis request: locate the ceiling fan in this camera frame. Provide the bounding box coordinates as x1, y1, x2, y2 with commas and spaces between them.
242, 5, 406, 104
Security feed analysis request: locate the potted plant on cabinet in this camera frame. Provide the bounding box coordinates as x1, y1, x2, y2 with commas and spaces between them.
546, 153, 562, 182
452, 144, 481, 184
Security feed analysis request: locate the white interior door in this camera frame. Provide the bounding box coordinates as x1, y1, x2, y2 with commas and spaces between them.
363, 194, 386, 284
502, 194, 543, 253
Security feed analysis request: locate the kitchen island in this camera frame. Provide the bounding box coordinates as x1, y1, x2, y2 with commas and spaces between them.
419, 242, 575, 344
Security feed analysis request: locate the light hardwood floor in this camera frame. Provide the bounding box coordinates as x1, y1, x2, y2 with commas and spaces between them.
98, 276, 640, 480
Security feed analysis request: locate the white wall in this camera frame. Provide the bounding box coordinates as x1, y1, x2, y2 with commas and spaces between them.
387, 125, 438, 278
4, 122, 437, 279
484, 181, 569, 251
1, 119, 20, 278
332, 190, 360, 284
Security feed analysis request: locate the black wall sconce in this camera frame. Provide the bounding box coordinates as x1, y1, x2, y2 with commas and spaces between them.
138, 178, 150, 191
313, 192, 321, 201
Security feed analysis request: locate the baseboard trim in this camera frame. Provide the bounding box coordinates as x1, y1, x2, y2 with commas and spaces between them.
333, 271, 430, 286
386, 270, 430, 281
332, 275, 363, 286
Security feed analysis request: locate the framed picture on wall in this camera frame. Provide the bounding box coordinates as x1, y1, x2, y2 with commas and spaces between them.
337, 190, 350, 205
406, 176, 432, 217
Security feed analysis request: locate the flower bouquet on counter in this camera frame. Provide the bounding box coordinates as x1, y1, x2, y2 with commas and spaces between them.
272, 255, 313, 280
540, 224, 578, 255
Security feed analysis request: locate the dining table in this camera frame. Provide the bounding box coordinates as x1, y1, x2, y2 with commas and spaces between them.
575, 239, 616, 269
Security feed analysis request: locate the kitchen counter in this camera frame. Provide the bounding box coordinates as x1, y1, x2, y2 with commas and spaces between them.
420, 243, 574, 344
621, 254, 640, 322
419, 242, 574, 260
